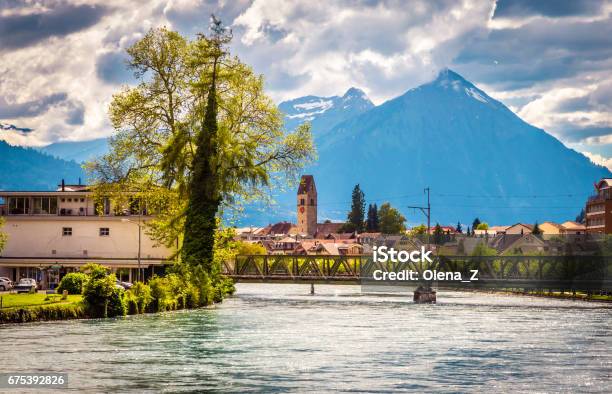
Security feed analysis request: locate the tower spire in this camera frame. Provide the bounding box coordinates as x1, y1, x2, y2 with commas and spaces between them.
297, 175, 317, 235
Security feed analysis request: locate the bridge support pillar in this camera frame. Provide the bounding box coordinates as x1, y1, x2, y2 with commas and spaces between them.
310, 282, 315, 295
413, 285, 436, 304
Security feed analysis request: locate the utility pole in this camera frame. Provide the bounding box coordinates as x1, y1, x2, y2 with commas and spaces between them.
137, 212, 142, 282
407, 187, 431, 248
121, 214, 143, 282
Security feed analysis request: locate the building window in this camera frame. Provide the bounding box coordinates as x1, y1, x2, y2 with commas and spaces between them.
80, 198, 85, 203
32, 197, 58, 214
9, 197, 30, 215
62, 227, 72, 236
310, 198, 314, 205
99, 227, 110, 236
300, 198, 305, 206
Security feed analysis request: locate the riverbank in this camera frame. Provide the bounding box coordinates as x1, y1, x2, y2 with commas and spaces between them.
0, 293, 86, 324
0, 295, 206, 325
0, 292, 209, 325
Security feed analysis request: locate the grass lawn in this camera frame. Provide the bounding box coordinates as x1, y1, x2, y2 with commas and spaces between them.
0, 293, 83, 309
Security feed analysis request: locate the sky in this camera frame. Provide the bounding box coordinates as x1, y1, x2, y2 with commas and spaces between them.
0, 0, 611, 168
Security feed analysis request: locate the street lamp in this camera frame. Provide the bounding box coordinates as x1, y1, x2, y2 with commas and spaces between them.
121, 215, 142, 282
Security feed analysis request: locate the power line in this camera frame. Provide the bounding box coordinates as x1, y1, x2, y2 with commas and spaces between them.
433, 193, 586, 199
263, 190, 589, 209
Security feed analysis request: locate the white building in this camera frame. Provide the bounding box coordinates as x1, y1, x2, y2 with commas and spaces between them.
0, 183, 172, 289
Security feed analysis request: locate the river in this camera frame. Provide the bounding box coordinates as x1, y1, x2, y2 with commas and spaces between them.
1, 284, 611, 392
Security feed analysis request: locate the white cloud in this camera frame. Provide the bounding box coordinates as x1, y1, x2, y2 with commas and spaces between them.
0, 0, 610, 154
0, 1, 164, 145
232, 0, 494, 103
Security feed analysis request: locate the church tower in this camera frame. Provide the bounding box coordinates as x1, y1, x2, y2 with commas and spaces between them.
297, 175, 317, 235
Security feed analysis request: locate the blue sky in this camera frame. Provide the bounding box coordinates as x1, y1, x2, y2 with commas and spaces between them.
0, 0, 611, 168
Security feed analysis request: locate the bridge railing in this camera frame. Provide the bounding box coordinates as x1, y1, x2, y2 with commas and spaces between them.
226, 254, 612, 291
227, 254, 369, 280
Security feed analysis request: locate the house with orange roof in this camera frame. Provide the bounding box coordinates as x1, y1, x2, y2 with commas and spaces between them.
560, 221, 586, 235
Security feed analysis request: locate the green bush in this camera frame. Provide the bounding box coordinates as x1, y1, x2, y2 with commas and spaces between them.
125, 292, 139, 315
126, 282, 152, 314
82, 264, 120, 318
190, 266, 214, 306
0, 303, 85, 324
57, 272, 88, 295
184, 283, 200, 309
215, 277, 235, 302
107, 287, 127, 318
148, 275, 184, 312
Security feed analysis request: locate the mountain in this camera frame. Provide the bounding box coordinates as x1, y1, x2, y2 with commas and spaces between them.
241, 69, 610, 226
29, 88, 373, 164
39, 138, 109, 163
0, 140, 86, 190
279, 87, 374, 137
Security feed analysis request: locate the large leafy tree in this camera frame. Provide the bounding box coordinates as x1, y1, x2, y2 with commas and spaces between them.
88, 21, 314, 274
378, 202, 406, 234
476, 222, 489, 230
409, 224, 427, 236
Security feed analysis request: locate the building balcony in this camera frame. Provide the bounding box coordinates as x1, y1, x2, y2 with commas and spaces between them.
587, 194, 606, 203
587, 191, 612, 203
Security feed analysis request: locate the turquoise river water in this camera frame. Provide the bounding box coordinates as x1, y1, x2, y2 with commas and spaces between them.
1, 283, 611, 392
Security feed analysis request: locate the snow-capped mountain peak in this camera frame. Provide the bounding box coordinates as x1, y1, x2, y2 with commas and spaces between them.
426, 68, 498, 107
279, 88, 374, 136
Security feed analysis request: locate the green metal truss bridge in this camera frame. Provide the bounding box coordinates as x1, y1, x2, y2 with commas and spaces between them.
224, 254, 612, 292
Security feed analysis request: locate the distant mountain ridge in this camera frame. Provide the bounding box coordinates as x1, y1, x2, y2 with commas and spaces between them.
38, 138, 109, 163
0, 140, 85, 191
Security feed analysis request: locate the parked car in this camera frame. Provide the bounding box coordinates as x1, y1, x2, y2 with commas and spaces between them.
115, 280, 133, 290
0, 277, 13, 291
15, 278, 37, 293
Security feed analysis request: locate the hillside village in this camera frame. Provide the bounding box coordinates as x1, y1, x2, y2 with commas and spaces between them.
235, 175, 609, 257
